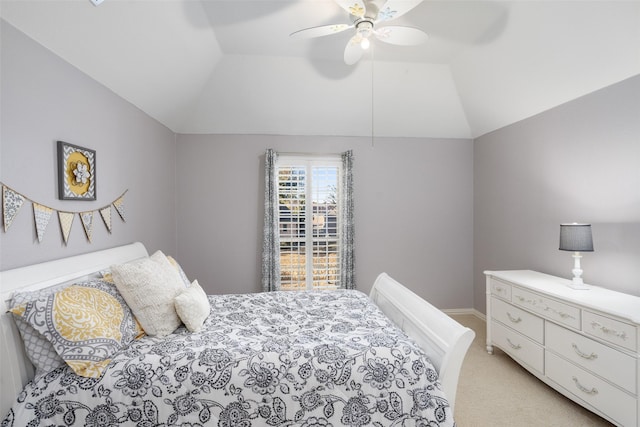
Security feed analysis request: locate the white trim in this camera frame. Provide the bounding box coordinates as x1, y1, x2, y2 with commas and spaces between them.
276, 155, 342, 290
443, 308, 486, 321
276, 154, 341, 166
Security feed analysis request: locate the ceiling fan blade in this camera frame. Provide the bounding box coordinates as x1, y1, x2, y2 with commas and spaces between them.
334, 0, 366, 18
344, 34, 364, 65
374, 26, 428, 45
375, 0, 424, 22
290, 23, 352, 39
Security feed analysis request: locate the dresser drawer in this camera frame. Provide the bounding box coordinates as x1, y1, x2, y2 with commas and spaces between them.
583, 310, 637, 352
491, 297, 543, 344
512, 287, 580, 329
545, 322, 636, 394
489, 278, 511, 301
545, 351, 637, 427
491, 320, 543, 374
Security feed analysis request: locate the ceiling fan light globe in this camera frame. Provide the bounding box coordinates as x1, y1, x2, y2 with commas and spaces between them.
360, 37, 371, 50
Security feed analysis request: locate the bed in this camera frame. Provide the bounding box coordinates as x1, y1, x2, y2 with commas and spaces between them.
0, 242, 474, 426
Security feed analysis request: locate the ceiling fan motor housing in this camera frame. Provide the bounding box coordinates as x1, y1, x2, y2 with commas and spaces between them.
356, 20, 374, 39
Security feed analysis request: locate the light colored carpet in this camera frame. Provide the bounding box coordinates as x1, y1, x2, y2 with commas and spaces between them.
449, 314, 614, 427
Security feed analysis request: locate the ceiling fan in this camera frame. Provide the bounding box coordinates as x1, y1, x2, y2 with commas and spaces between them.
290, 0, 428, 65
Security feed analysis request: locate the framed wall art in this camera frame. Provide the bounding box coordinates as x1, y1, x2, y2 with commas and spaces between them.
57, 141, 96, 200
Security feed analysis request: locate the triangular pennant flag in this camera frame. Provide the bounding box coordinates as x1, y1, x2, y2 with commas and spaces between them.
113, 194, 126, 222
58, 211, 75, 245
33, 203, 53, 243
99, 206, 112, 233
3, 185, 25, 232
80, 211, 94, 242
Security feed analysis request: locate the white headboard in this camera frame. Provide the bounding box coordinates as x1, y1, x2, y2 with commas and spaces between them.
0, 242, 148, 418
370, 273, 475, 414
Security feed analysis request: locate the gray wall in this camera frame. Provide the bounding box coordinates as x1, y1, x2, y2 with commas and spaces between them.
175, 134, 475, 309
474, 75, 640, 312
0, 21, 177, 270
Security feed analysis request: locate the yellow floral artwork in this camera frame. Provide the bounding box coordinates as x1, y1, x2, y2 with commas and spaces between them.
57, 141, 96, 200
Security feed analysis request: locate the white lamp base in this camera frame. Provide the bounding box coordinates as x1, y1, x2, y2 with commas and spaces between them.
567, 252, 590, 290
567, 278, 590, 290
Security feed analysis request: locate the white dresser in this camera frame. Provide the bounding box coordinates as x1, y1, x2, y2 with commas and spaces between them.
485, 270, 640, 427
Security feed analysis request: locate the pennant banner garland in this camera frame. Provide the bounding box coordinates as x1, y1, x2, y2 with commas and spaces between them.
99, 206, 112, 233
33, 203, 53, 243
3, 186, 25, 232
80, 211, 94, 243
1, 183, 127, 245
58, 211, 75, 245
113, 195, 126, 221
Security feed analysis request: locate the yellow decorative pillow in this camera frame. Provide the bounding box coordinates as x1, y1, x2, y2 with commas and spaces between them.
10, 280, 142, 378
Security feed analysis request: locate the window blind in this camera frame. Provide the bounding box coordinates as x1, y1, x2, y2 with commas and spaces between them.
277, 159, 340, 290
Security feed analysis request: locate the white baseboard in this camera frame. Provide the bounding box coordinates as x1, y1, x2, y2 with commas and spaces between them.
442, 308, 486, 321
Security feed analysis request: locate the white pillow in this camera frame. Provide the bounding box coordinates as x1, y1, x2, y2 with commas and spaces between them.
174, 280, 210, 332
110, 250, 186, 337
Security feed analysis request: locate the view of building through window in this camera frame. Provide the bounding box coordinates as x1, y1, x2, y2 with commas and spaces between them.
277, 160, 340, 290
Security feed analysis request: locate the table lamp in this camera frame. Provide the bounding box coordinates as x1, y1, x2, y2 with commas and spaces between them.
559, 223, 594, 290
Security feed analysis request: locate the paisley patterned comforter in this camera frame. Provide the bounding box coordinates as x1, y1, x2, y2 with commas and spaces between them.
2, 290, 454, 426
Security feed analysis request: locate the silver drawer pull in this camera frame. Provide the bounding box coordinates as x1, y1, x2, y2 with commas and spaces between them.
513, 295, 575, 320
506, 312, 522, 323
506, 338, 521, 350
572, 343, 598, 360
572, 377, 598, 395
495, 286, 504, 293
590, 321, 628, 341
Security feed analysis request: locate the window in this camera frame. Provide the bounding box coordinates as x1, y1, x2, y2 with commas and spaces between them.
277, 156, 341, 290
262, 149, 353, 292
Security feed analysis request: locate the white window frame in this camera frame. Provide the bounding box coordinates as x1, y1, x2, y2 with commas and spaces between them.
277, 154, 342, 290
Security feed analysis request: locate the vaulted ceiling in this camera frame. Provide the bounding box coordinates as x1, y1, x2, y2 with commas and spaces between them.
2, 0, 639, 138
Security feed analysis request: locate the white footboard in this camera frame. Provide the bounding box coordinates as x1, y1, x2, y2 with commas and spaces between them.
370, 272, 475, 414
